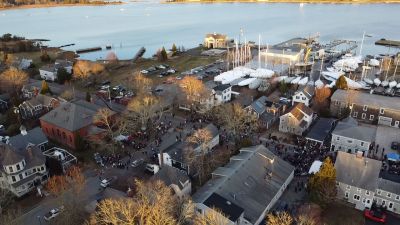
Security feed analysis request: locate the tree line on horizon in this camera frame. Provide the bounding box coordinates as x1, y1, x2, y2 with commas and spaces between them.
0, 0, 95, 7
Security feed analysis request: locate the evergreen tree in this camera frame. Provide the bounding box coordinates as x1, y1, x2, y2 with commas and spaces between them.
160, 47, 168, 62
85, 92, 91, 102
279, 81, 288, 94
309, 157, 337, 208
40, 80, 51, 94
57, 67, 69, 84
335, 75, 348, 90
171, 43, 177, 56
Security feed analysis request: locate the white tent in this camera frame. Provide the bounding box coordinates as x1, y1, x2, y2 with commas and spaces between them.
369, 58, 380, 67
291, 76, 302, 84
238, 78, 257, 86
298, 77, 309, 86
308, 160, 323, 174
250, 68, 275, 78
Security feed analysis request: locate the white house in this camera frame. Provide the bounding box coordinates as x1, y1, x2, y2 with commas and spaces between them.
151, 165, 191, 199
213, 84, 232, 104
279, 103, 314, 135
193, 145, 294, 225
158, 123, 219, 174
330, 117, 376, 154
204, 33, 227, 49
292, 85, 315, 107
39, 60, 73, 81
0, 144, 48, 197
39, 65, 57, 81
335, 151, 400, 214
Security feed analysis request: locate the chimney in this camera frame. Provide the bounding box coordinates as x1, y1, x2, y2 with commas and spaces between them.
20, 125, 27, 136
27, 146, 33, 158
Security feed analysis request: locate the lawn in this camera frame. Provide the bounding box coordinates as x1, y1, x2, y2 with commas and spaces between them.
321, 202, 365, 225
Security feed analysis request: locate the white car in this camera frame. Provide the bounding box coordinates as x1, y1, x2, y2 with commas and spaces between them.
140, 70, 149, 74
44, 206, 64, 221
100, 85, 110, 90
176, 76, 183, 80
100, 178, 113, 188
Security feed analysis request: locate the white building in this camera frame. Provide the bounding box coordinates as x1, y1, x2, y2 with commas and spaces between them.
39, 60, 73, 81
158, 123, 219, 174
292, 85, 315, 107
193, 145, 294, 225
151, 165, 191, 199
212, 84, 232, 104
335, 151, 400, 214
0, 144, 48, 197
279, 103, 314, 135
330, 117, 376, 154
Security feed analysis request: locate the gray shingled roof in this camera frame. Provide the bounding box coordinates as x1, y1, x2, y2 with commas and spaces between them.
40, 101, 107, 132
332, 118, 376, 142
193, 145, 294, 224
331, 89, 400, 111
249, 96, 268, 115
0, 144, 45, 169
335, 152, 382, 191
378, 177, 400, 195
8, 127, 48, 151
151, 165, 190, 190
0, 144, 24, 166
297, 85, 315, 99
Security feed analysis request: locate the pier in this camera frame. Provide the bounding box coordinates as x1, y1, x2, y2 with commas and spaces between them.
76, 47, 102, 54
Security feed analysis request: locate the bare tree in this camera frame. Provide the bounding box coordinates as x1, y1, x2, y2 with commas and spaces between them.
214, 103, 258, 139
185, 128, 213, 185
92, 107, 126, 153
0, 67, 28, 94
128, 72, 153, 95
179, 76, 208, 109
126, 94, 162, 130
73, 60, 104, 80
266, 211, 293, 225
193, 208, 230, 225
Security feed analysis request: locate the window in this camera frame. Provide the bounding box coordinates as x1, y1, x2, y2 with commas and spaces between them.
296, 96, 300, 99
362, 113, 366, 119
369, 115, 374, 121
380, 108, 385, 114
11, 176, 16, 182
361, 142, 364, 147
387, 193, 392, 198
345, 192, 349, 199
353, 194, 361, 201
16, 164, 20, 171
347, 140, 353, 144
396, 195, 400, 201
22, 161, 25, 167
377, 189, 381, 195
366, 190, 370, 196
41, 166, 44, 171
353, 112, 358, 117
335, 101, 339, 105
19, 174, 23, 180
363, 105, 368, 111
357, 188, 361, 193
366, 199, 371, 204
302, 97, 306, 100
382, 200, 386, 206
9, 166, 13, 173
389, 202, 394, 209
337, 137, 340, 141
33, 168, 36, 173
396, 121, 400, 127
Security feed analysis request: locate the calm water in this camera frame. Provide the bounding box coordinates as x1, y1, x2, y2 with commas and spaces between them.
0, 2, 399, 60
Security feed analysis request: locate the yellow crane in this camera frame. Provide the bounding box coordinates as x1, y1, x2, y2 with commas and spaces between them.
304, 47, 312, 64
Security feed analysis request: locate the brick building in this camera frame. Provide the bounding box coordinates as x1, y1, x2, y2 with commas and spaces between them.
39, 100, 115, 150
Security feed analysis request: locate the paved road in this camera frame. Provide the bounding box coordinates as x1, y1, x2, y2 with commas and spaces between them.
15, 175, 101, 225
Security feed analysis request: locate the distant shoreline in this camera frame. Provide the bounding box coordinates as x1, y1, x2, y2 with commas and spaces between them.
163, 0, 400, 4
0, 2, 123, 11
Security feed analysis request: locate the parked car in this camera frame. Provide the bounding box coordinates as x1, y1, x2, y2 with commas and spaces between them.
167, 69, 176, 74
101, 80, 111, 86
131, 159, 144, 167
145, 164, 159, 174
364, 207, 386, 223
391, 142, 400, 151
100, 85, 110, 90
140, 70, 149, 74
100, 178, 113, 188
44, 206, 64, 221
94, 152, 103, 166
176, 76, 183, 80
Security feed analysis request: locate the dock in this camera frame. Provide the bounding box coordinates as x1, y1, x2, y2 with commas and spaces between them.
76, 47, 102, 54
375, 39, 400, 48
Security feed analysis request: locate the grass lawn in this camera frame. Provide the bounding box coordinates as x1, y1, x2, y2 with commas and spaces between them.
321, 202, 365, 225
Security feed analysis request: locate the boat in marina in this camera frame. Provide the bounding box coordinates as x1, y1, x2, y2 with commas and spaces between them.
374, 78, 382, 86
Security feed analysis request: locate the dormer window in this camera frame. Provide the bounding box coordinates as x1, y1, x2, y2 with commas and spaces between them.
363, 105, 368, 111
9, 166, 13, 173
16, 164, 20, 171
380, 108, 385, 114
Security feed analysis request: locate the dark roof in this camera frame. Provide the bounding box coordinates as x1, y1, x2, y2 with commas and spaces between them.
378, 172, 400, 195
249, 96, 268, 115
332, 117, 376, 142
213, 84, 231, 93
203, 193, 244, 222
0, 144, 24, 165
297, 85, 315, 99
0, 93, 10, 101
8, 127, 48, 151
152, 165, 190, 190
40, 101, 112, 132
306, 118, 336, 142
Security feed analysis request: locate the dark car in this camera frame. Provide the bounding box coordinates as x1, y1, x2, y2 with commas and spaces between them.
101, 80, 111, 86
391, 142, 400, 151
